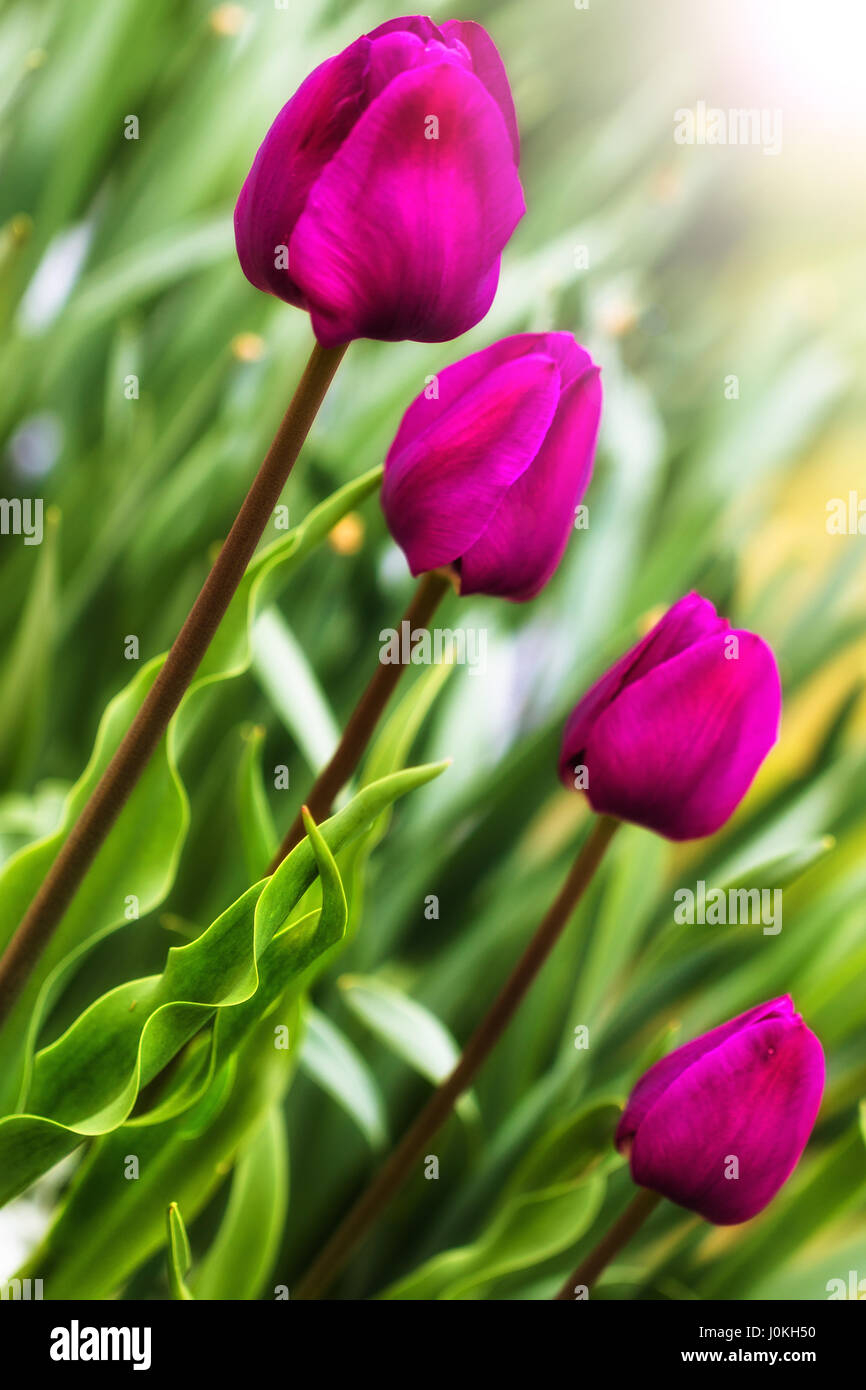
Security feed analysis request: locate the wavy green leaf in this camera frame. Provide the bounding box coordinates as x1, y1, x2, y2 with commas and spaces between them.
0, 761, 446, 1207
0, 465, 384, 1112
381, 1175, 606, 1301
380, 1097, 620, 1299
18, 1004, 298, 1299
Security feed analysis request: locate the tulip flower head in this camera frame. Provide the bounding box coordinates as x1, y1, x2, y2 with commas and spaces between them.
616, 996, 824, 1224
234, 16, 525, 347
559, 592, 781, 839
381, 332, 602, 601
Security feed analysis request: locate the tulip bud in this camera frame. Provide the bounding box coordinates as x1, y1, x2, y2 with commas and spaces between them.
234, 16, 524, 347
380, 332, 602, 601
616, 996, 824, 1224
558, 592, 781, 839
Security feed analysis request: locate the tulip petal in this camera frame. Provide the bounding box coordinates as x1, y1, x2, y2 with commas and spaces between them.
629, 1012, 824, 1223
382, 353, 561, 574
364, 28, 472, 104
616, 996, 795, 1150
234, 40, 369, 306
387, 332, 577, 458
289, 63, 525, 346
582, 629, 781, 838
440, 20, 520, 160
367, 16, 445, 44
460, 358, 601, 600
559, 593, 728, 784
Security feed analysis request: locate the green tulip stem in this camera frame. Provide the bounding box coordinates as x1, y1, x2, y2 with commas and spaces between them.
294, 813, 621, 1300
553, 1187, 662, 1299
268, 567, 452, 870
0, 339, 347, 1032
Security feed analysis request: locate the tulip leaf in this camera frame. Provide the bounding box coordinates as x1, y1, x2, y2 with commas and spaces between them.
381, 1175, 606, 1301
342, 655, 454, 940
166, 1202, 194, 1301
338, 974, 478, 1125
299, 1006, 388, 1151
251, 608, 341, 774
506, 1098, 624, 1196
0, 504, 60, 789
66, 216, 232, 332
0, 656, 189, 1116
715, 835, 836, 895
236, 723, 278, 882
564, 825, 666, 1038
190, 1105, 289, 1301
0, 761, 447, 1207
361, 655, 454, 794
11, 689, 448, 1291
17, 1006, 298, 1299
0, 781, 67, 871
0, 465, 384, 1115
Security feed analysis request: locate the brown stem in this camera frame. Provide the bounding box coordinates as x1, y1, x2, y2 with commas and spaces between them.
0, 340, 347, 1031
293, 814, 620, 1300
268, 569, 451, 872
554, 1187, 661, 1299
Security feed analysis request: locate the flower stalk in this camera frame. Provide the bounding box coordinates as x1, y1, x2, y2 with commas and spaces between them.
553, 1188, 662, 1299
0, 340, 346, 1031
269, 568, 452, 869
294, 813, 620, 1299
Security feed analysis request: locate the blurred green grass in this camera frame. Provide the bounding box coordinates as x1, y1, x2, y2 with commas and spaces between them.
1, 0, 865, 1298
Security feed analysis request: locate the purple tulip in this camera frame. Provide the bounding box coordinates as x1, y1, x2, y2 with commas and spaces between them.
616, 996, 824, 1224
558, 592, 781, 839
234, 16, 524, 347
380, 332, 602, 601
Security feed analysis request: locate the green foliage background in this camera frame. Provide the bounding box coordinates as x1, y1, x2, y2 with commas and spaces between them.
0, 0, 864, 1299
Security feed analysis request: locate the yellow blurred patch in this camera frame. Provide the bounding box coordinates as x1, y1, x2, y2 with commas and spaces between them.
209, 5, 248, 37
231, 332, 266, 362
328, 513, 365, 555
